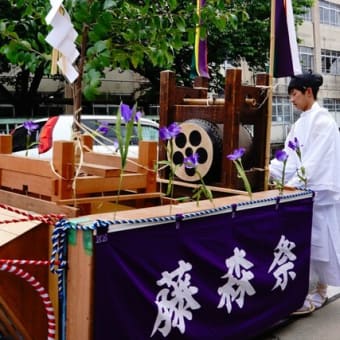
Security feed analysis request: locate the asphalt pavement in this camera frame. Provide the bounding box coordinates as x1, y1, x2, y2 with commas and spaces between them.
256, 286, 340, 340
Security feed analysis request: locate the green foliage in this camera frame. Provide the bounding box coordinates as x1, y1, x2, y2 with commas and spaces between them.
0, 0, 314, 104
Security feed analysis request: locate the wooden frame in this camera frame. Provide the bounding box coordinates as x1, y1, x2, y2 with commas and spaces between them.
0, 136, 159, 217
158, 69, 270, 191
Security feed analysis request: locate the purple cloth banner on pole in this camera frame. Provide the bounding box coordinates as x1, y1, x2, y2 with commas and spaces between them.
94, 195, 313, 339
274, 0, 302, 77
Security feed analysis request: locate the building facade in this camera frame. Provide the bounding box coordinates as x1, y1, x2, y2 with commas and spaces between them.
271, 0, 340, 147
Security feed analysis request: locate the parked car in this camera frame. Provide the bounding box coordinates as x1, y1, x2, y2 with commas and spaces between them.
11, 115, 159, 158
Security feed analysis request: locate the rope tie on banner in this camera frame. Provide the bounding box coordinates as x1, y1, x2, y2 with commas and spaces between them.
50, 219, 108, 296
50, 219, 71, 297
275, 196, 281, 210
231, 204, 237, 218
175, 213, 184, 229
0, 263, 56, 340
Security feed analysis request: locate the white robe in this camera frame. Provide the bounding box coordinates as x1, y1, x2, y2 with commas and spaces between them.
270, 102, 340, 285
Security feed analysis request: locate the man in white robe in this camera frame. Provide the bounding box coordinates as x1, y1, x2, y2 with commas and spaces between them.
269, 72, 340, 314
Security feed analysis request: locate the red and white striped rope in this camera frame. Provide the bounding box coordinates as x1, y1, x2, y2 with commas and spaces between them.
0, 263, 56, 340
0, 203, 64, 225
0, 259, 60, 266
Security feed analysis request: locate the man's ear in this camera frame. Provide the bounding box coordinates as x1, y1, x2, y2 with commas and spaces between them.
306, 87, 313, 97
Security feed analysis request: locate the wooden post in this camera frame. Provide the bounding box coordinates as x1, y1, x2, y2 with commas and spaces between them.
52, 141, 75, 200
81, 135, 93, 152
159, 71, 176, 130
193, 76, 209, 89
0, 135, 12, 154
223, 69, 242, 188
49, 223, 59, 340
66, 229, 93, 340
138, 141, 157, 193
266, 0, 276, 191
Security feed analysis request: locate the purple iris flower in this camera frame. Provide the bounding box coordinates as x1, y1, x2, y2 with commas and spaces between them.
120, 103, 133, 122
275, 149, 288, 162
184, 153, 199, 169
159, 122, 181, 141
168, 122, 181, 137
288, 137, 299, 151
97, 121, 109, 135
23, 120, 39, 136
112, 138, 119, 151
226, 148, 245, 161
135, 110, 142, 122
159, 126, 170, 140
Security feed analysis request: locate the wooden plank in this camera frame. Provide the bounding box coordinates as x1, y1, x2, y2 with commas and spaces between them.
0, 154, 53, 177
56, 192, 164, 205
0, 296, 32, 340
0, 224, 49, 339
48, 224, 59, 340
174, 105, 225, 123
80, 163, 121, 177
83, 152, 139, 173
74, 173, 147, 194
66, 229, 93, 340
182, 98, 224, 105
1, 170, 54, 196
157, 178, 248, 196
86, 189, 302, 222
0, 135, 12, 154
0, 189, 79, 217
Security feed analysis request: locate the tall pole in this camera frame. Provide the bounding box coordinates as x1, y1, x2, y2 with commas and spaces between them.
73, 23, 89, 132
264, 0, 276, 190
73, 0, 93, 132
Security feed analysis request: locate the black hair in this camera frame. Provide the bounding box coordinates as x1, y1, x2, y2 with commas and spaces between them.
288, 71, 323, 99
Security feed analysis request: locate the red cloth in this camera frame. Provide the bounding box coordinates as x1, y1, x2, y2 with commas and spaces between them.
38, 116, 59, 154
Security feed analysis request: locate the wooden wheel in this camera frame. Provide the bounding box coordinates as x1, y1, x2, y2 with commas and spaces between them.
170, 119, 222, 182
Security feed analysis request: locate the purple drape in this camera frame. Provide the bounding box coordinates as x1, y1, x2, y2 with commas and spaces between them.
94, 195, 313, 339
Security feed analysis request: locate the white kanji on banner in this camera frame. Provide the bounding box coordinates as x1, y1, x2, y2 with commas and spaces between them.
45, 0, 79, 83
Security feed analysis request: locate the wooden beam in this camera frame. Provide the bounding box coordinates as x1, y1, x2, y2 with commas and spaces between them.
1, 170, 54, 196
74, 173, 147, 195
0, 189, 79, 217
66, 229, 93, 340
182, 98, 225, 105
0, 154, 53, 177
56, 192, 164, 205
157, 178, 248, 196
80, 163, 121, 177
0, 135, 12, 154
83, 152, 139, 173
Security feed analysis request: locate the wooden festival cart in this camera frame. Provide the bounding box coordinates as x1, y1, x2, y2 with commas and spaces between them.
0, 70, 314, 339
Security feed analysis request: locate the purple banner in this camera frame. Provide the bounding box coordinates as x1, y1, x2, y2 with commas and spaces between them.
273, 0, 301, 77
94, 195, 313, 339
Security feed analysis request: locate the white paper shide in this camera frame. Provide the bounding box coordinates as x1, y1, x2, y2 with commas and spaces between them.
45, 0, 79, 83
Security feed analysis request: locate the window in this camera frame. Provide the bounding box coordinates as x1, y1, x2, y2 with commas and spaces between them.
319, 0, 340, 26
92, 104, 119, 115
321, 49, 340, 74
300, 6, 312, 21
299, 46, 314, 72
272, 96, 293, 123
323, 98, 340, 124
